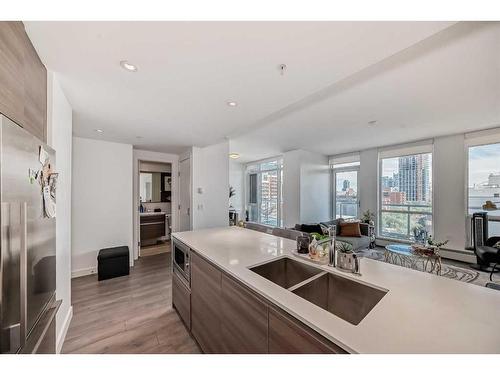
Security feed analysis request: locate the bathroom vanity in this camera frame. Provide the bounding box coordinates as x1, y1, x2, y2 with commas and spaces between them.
140, 212, 171, 245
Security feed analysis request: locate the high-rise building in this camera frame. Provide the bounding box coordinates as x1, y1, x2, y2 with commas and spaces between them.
398, 154, 431, 203
382, 176, 395, 189
342, 179, 350, 191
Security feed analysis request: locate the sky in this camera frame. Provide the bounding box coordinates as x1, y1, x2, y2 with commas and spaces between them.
382, 158, 399, 177
469, 143, 500, 187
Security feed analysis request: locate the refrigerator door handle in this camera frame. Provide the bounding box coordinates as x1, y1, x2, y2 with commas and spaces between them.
19, 202, 27, 347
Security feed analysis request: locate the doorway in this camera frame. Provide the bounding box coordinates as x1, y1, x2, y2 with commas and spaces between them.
138, 161, 172, 257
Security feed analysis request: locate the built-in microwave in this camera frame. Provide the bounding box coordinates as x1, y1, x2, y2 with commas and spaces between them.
173, 239, 190, 287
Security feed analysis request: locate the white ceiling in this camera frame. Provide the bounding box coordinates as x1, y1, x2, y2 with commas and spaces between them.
25, 21, 499, 160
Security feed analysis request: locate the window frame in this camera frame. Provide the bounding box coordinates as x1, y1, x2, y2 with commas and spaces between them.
466, 140, 500, 221
377, 151, 434, 242
331, 164, 360, 220
245, 156, 283, 227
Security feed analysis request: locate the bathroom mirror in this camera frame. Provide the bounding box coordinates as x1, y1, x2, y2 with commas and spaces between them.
140, 172, 171, 203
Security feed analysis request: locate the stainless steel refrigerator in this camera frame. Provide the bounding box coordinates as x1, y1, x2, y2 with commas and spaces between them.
0, 115, 57, 354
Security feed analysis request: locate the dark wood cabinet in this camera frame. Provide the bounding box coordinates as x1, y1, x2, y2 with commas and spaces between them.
185, 249, 347, 354
190, 252, 224, 353
172, 271, 191, 329
268, 307, 346, 354
140, 214, 166, 242
221, 274, 268, 353
0, 22, 47, 141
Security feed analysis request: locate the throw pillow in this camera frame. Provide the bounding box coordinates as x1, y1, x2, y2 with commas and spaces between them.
494, 241, 500, 250
339, 222, 362, 237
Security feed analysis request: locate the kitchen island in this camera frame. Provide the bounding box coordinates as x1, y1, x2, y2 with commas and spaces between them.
172, 226, 500, 354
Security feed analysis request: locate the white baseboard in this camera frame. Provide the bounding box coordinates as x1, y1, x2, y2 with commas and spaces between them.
71, 266, 96, 278
56, 306, 73, 354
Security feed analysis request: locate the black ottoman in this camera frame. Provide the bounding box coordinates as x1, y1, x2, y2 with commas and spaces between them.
97, 246, 130, 281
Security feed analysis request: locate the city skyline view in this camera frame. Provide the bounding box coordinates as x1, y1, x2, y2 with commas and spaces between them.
381, 153, 432, 204
468, 142, 500, 188
380, 153, 433, 241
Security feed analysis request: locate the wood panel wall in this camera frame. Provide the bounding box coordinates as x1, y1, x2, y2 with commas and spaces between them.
0, 21, 47, 142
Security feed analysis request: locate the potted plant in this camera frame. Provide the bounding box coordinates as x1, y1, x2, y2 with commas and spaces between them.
426, 236, 449, 253
361, 209, 375, 226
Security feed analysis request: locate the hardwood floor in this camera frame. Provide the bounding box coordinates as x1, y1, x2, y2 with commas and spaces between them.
140, 241, 171, 257
62, 253, 200, 354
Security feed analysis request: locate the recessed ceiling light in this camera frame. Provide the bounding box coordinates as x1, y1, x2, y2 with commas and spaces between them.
226, 100, 238, 107
368, 120, 377, 126
94, 129, 104, 133
229, 153, 240, 159
120, 60, 138, 72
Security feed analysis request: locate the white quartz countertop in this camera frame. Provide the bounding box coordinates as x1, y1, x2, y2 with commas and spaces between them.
139, 212, 170, 216
172, 226, 500, 353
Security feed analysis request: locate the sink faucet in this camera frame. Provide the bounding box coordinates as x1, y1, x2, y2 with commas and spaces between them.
328, 225, 336, 268
327, 225, 361, 274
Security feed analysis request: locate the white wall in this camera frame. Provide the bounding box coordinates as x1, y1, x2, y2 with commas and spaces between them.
299, 151, 330, 224
191, 141, 229, 229
433, 134, 467, 252
283, 150, 301, 228
359, 148, 379, 227
229, 159, 245, 220
139, 161, 172, 173
282, 150, 330, 228
72, 137, 133, 276
133, 149, 179, 259
46, 72, 73, 353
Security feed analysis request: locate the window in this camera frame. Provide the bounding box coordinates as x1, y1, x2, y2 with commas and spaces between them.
468, 142, 500, 234
332, 162, 360, 219
246, 158, 283, 227
379, 153, 433, 241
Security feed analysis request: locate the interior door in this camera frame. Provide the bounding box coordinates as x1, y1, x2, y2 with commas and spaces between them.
334, 168, 359, 219
179, 158, 191, 231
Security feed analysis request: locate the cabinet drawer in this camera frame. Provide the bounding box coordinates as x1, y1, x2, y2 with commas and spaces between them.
221, 274, 268, 353
268, 307, 346, 354
172, 271, 191, 329
140, 223, 165, 240
140, 214, 166, 224
191, 252, 224, 353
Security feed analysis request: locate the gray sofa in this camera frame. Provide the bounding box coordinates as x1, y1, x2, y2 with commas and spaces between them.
244, 222, 304, 241
244, 220, 372, 252
294, 219, 372, 252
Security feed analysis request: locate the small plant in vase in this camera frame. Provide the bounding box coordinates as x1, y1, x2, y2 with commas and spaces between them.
426, 236, 449, 254
361, 209, 375, 226
413, 236, 449, 256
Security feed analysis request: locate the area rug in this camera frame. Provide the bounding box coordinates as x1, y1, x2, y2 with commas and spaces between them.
358, 248, 480, 284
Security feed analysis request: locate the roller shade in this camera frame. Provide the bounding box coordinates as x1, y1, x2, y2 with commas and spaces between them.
329, 152, 360, 166
465, 126, 500, 147
378, 139, 433, 159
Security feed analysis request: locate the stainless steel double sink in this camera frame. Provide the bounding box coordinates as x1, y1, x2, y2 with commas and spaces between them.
250, 257, 387, 325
